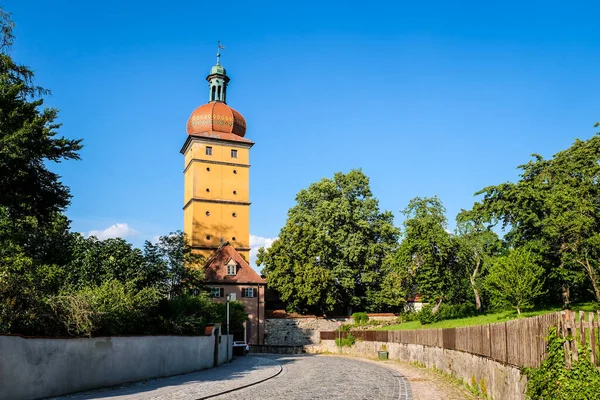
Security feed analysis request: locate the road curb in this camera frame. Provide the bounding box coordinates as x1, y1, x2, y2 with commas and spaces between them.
195, 357, 283, 400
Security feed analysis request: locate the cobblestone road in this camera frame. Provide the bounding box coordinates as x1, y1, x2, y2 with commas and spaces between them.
213, 355, 411, 400
48, 354, 478, 400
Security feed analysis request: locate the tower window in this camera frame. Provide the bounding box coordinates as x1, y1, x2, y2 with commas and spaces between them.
231, 149, 238, 158
232, 237, 236, 241
217, 86, 222, 101
206, 235, 211, 240
233, 190, 237, 195
206, 146, 212, 156
206, 211, 210, 216
232, 212, 237, 217
211, 86, 216, 101
206, 167, 210, 171
233, 170, 237, 174
206, 188, 210, 192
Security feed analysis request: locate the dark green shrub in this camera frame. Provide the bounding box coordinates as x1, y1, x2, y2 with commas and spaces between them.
352, 312, 369, 325
418, 305, 438, 325
524, 328, 600, 399
436, 303, 477, 321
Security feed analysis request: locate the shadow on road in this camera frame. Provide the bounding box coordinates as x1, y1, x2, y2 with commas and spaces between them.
45, 354, 305, 400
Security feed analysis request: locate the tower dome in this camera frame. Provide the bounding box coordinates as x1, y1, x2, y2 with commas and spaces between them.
186, 44, 247, 138
186, 102, 247, 137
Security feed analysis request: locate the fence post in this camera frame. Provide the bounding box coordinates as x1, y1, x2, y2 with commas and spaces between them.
569, 311, 578, 362
589, 312, 596, 366
579, 310, 586, 348
561, 311, 571, 369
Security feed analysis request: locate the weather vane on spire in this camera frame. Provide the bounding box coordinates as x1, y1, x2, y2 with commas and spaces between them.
216, 40, 225, 65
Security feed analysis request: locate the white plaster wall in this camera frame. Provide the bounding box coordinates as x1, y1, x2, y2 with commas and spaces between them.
218, 334, 234, 365
0, 335, 222, 400
316, 340, 527, 400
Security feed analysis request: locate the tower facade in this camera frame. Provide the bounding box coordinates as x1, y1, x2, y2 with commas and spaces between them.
181, 56, 253, 260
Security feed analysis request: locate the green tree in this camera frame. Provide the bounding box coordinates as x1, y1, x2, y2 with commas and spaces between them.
484, 248, 546, 316
0, 10, 82, 334
258, 169, 400, 314
396, 196, 464, 310
455, 212, 501, 310
470, 130, 600, 305
142, 231, 204, 298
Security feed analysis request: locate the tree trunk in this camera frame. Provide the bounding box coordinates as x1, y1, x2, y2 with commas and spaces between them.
469, 260, 482, 311
431, 297, 443, 314
562, 284, 571, 309
579, 256, 600, 302
516, 307, 521, 317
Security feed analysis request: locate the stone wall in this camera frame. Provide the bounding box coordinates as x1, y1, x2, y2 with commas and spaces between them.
315, 340, 526, 400
264, 315, 397, 346
264, 317, 350, 346
0, 333, 233, 400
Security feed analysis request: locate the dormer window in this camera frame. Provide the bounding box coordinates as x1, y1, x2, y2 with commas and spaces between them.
226, 258, 237, 276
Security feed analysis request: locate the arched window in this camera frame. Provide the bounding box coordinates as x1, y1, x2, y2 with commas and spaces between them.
211, 86, 216, 101
217, 86, 222, 101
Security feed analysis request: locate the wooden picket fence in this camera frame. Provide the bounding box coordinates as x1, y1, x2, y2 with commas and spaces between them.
320, 310, 600, 369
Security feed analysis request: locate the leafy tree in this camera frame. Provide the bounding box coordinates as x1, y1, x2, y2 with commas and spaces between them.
258, 169, 400, 315
142, 231, 204, 298
484, 248, 546, 316
470, 131, 600, 305
0, 10, 82, 334
396, 196, 464, 310
455, 212, 501, 310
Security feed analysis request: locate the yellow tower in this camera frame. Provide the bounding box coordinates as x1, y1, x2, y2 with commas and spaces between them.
181, 51, 253, 260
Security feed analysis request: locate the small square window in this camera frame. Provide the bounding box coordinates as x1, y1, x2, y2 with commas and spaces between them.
231, 149, 238, 158
211, 287, 224, 298
241, 288, 256, 298
206, 146, 213, 156
227, 264, 237, 276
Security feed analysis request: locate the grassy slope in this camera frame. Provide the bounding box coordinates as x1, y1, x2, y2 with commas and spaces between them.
377, 302, 598, 331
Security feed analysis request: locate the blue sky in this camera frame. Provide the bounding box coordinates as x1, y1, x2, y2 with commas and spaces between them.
6, 1, 600, 268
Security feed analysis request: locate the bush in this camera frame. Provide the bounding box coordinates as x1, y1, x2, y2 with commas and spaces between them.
436, 303, 477, 321
335, 333, 356, 347
352, 312, 369, 325
50, 280, 161, 337
418, 305, 438, 325
524, 328, 600, 400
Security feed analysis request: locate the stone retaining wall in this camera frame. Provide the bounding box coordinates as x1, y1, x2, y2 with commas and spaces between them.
315, 340, 526, 400
264, 315, 397, 346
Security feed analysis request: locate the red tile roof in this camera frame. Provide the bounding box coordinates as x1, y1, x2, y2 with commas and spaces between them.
204, 243, 265, 284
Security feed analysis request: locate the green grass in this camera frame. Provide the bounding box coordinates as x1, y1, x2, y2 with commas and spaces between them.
378, 302, 598, 331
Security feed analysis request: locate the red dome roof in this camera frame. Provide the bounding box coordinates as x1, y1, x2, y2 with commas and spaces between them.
186, 102, 247, 137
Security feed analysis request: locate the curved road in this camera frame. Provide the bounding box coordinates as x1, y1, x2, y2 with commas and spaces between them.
214, 355, 411, 400
51, 355, 412, 400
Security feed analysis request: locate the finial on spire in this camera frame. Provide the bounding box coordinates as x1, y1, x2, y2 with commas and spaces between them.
216, 41, 225, 65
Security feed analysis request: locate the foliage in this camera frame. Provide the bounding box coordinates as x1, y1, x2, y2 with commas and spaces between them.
141, 231, 204, 297
259, 169, 400, 314
50, 280, 161, 337
524, 328, 600, 400
335, 333, 356, 347
418, 305, 438, 325
469, 132, 600, 306
352, 312, 369, 325
396, 197, 465, 307
484, 248, 546, 316
455, 213, 502, 311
